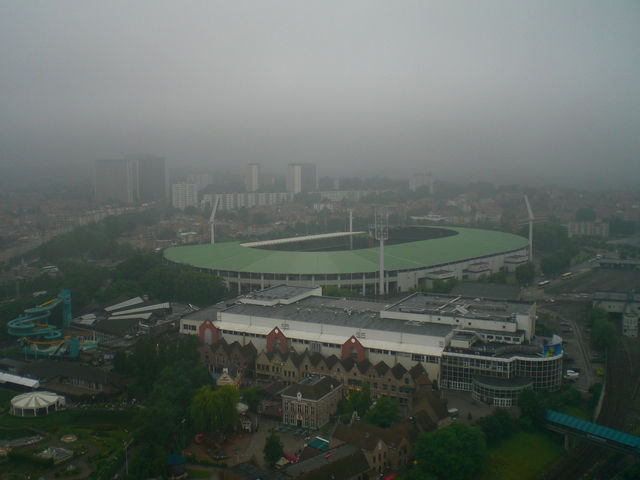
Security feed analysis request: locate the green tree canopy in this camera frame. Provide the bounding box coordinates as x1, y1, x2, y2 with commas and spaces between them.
364, 396, 400, 428
475, 408, 517, 446
587, 308, 608, 328
591, 317, 617, 351
264, 433, 284, 466
518, 388, 545, 428
412, 422, 487, 480
575, 207, 596, 222
540, 250, 571, 277
190, 384, 241, 432
102, 253, 229, 307
515, 262, 535, 286
242, 386, 261, 413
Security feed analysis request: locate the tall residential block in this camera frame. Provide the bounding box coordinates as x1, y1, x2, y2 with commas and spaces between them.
187, 173, 213, 194
286, 163, 317, 194
245, 164, 260, 192
94, 159, 138, 204
94, 156, 169, 204
171, 183, 198, 210
137, 156, 169, 203
409, 172, 434, 194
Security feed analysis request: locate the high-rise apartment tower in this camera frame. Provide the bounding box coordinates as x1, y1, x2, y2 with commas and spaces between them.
286, 163, 317, 194
245, 164, 260, 192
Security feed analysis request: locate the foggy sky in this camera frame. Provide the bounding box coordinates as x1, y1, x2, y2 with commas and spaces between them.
1, 1, 639, 188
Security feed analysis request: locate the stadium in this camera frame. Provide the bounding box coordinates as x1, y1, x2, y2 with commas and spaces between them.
164, 226, 529, 295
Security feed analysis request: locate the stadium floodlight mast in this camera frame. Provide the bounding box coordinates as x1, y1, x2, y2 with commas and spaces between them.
209, 196, 220, 245
524, 195, 534, 262
349, 209, 353, 250
375, 207, 388, 296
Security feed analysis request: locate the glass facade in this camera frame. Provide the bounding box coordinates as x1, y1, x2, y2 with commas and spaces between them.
441, 351, 562, 394
471, 377, 534, 407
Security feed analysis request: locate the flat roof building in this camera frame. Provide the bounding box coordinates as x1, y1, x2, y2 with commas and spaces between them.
182, 286, 562, 405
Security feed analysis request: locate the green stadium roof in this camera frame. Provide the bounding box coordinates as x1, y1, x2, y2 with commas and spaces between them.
163, 227, 528, 275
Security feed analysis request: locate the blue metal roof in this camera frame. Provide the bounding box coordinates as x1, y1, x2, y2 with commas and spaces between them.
546, 410, 640, 450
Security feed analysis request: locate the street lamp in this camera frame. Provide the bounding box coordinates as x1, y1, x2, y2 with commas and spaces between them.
123, 439, 129, 476
123, 438, 134, 476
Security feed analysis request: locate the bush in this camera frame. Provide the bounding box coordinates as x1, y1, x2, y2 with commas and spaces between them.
476, 408, 518, 446
7, 449, 54, 468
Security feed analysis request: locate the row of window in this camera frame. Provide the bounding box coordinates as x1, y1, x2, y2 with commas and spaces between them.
208, 328, 444, 364
441, 355, 563, 392
220, 329, 267, 339
411, 353, 440, 364
284, 402, 319, 416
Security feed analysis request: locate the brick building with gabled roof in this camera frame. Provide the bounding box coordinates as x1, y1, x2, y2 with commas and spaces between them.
199, 337, 256, 378
281, 375, 342, 430
333, 420, 412, 474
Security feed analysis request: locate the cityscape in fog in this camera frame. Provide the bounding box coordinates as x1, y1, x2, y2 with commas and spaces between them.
1, 2, 640, 480
1, 2, 640, 190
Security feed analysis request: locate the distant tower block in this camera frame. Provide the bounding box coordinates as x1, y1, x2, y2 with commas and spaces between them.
245, 164, 260, 192
409, 172, 434, 193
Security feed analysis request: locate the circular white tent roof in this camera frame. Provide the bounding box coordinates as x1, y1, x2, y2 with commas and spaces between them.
11, 391, 63, 410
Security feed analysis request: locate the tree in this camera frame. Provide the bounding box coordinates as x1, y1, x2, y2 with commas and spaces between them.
190, 384, 240, 432
540, 250, 571, 277
487, 271, 507, 284
364, 396, 400, 428
263, 433, 284, 466
591, 317, 616, 351
518, 388, 545, 428
190, 386, 218, 433
216, 384, 241, 429
431, 278, 458, 294
515, 262, 535, 286
412, 422, 487, 480
476, 408, 517, 446
587, 308, 608, 328
575, 207, 596, 222
242, 386, 261, 413
251, 212, 270, 226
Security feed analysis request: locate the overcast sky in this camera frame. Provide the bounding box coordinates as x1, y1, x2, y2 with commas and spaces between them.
1, 1, 639, 187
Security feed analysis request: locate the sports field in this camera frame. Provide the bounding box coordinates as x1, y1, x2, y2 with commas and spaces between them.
165, 227, 528, 275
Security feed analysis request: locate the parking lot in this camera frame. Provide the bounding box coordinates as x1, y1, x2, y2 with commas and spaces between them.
219, 417, 328, 469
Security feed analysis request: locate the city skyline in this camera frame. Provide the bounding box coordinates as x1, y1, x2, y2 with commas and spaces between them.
0, 2, 639, 191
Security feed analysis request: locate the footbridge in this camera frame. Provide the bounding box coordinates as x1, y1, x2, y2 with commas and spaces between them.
546, 409, 640, 455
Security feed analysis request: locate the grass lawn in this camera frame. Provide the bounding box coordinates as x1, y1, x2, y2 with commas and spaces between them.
477, 430, 564, 480
555, 404, 592, 421
186, 467, 214, 478
0, 408, 133, 429
0, 387, 16, 408
0, 408, 135, 478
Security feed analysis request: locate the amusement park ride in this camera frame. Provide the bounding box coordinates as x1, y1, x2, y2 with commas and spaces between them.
6, 289, 97, 358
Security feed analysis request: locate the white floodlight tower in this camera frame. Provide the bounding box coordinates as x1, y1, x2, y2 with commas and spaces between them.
375, 207, 388, 296
524, 195, 534, 262
209, 196, 220, 245
349, 209, 353, 250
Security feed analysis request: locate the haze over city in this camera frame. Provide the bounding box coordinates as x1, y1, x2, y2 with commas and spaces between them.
1, 1, 639, 189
